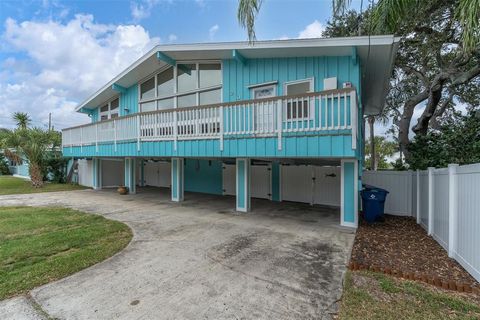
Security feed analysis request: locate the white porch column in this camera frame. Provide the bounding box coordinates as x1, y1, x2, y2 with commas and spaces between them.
124, 158, 137, 194
171, 158, 184, 202
341, 159, 358, 228
236, 158, 251, 212
92, 158, 102, 190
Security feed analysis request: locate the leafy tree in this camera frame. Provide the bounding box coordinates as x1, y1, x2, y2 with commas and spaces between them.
364, 136, 397, 170
407, 110, 480, 169
0, 153, 10, 175
0, 127, 61, 187
12, 112, 31, 130
237, 0, 480, 162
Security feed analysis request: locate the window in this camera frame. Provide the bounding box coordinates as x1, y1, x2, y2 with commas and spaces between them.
284, 78, 314, 119
199, 64, 221, 88
140, 77, 155, 100
99, 98, 120, 121
251, 85, 276, 99
157, 67, 174, 97
177, 64, 197, 93
139, 62, 222, 111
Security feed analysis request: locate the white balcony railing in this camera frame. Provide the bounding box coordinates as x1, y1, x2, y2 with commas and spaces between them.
62, 88, 358, 152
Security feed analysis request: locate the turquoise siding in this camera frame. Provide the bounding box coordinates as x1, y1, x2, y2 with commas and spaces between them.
90, 108, 99, 123
222, 56, 360, 101
271, 162, 281, 202
16, 163, 29, 178
120, 84, 138, 116
184, 159, 223, 195
74, 55, 361, 158
64, 132, 354, 158
171, 158, 184, 201
343, 161, 355, 223
124, 158, 136, 193
90, 84, 138, 122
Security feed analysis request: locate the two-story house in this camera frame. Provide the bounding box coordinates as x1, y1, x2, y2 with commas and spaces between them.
62, 36, 399, 228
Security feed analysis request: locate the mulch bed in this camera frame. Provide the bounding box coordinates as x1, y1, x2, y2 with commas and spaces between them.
350, 214, 480, 294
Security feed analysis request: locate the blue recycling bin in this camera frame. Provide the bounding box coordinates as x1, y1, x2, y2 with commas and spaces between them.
361, 185, 389, 223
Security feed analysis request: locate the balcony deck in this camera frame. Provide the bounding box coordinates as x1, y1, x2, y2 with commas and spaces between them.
62, 88, 358, 159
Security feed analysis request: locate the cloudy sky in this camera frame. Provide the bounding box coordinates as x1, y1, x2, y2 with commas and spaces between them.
0, 0, 367, 130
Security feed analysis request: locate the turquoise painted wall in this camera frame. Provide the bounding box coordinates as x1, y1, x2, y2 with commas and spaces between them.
76, 54, 362, 158
16, 162, 29, 178
120, 84, 138, 116
90, 108, 99, 123
184, 159, 223, 195
63, 132, 354, 158
343, 161, 355, 224
222, 56, 360, 102
89, 84, 138, 123
271, 162, 281, 202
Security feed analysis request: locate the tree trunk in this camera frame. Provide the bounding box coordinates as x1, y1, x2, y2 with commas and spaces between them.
398, 90, 429, 159
29, 162, 44, 188
368, 116, 376, 170
413, 76, 446, 135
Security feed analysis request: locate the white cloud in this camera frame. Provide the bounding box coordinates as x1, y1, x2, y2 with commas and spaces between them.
298, 20, 325, 39
1, 14, 159, 129
168, 33, 177, 42
130, 0, 161, 22
209, 24, 219, 40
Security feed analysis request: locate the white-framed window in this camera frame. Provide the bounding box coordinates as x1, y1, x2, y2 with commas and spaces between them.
251, 84, 276, 99
99, 97, 119, 121
284, 78, 314, 120
139, 61, 222, 112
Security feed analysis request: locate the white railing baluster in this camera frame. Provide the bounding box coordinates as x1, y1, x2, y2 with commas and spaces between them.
61, 89, 358, 152
337, 93, 340, 129
330, 94, 334, 130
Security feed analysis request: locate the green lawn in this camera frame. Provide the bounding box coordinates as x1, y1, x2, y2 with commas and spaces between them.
0, 176, 87, 195
339, 270, 480, 320
0, 206, 132, 300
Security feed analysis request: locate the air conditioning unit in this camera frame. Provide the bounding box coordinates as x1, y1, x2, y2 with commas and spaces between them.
323, 77, 337, 90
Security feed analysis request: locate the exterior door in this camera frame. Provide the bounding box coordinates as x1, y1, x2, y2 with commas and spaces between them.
251, 85, 276, 132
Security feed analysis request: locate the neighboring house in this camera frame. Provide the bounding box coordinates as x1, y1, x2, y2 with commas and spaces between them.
3, 152, 30, 179
62, 36, 399, 228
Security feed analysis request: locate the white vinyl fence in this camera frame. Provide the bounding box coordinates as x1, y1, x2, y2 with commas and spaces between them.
366, 164, 480, 283
362, 170, 416, 216
415, 163, 480, 283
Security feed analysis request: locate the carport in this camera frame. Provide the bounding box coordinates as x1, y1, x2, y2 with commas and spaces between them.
84, 157, 356, 226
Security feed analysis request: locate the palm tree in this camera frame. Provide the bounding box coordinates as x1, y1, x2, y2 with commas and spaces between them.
366, 110, 389, 170
1, 128, 59, 187
237, 0, 479, 53
12, 112, 31, 130
237, 0, 262, 42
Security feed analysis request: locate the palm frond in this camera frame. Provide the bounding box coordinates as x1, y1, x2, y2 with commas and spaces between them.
371, 0, 417, 33
237, 0, 262, 43
455, 0, 480, 53
332, 0, 352, 17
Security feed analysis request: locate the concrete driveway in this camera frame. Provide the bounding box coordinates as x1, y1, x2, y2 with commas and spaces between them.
0, 188, 355, 320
